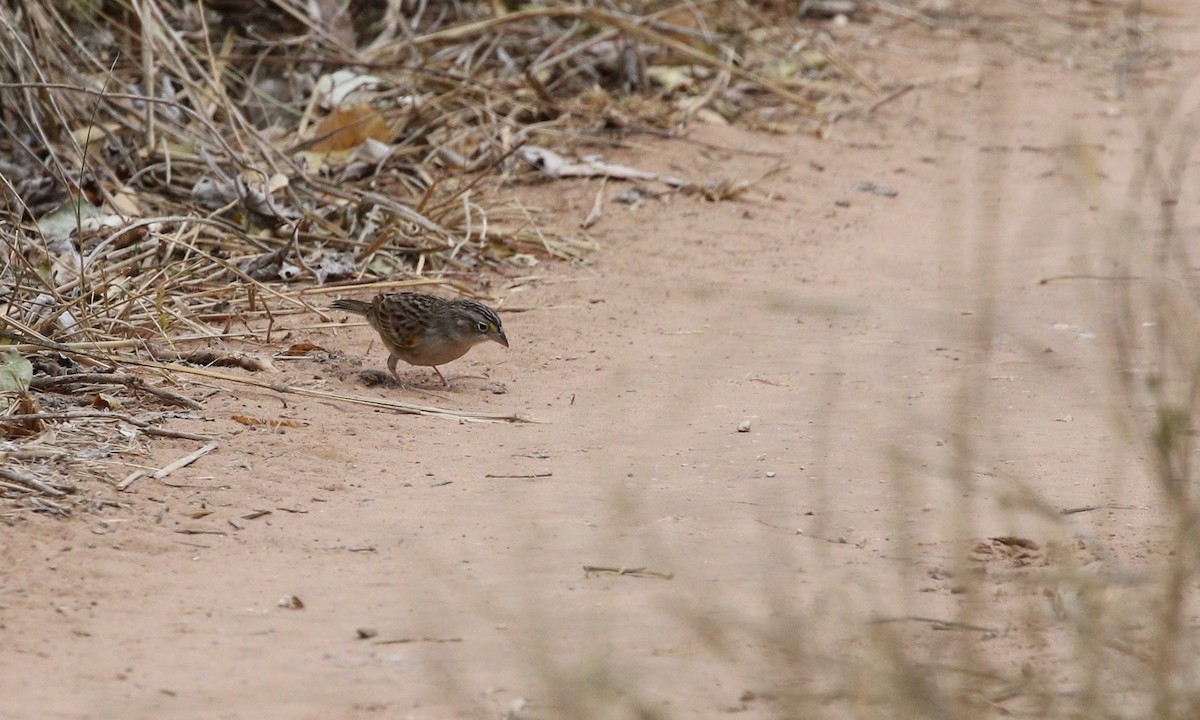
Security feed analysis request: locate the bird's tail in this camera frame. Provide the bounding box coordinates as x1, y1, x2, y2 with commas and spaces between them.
331, 298, 372, 316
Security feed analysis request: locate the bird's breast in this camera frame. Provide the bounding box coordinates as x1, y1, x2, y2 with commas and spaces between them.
394, 336, 479, 367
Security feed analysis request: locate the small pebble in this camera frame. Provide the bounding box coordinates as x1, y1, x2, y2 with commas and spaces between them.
766, 471, 777, 478
737, 419, 752, 433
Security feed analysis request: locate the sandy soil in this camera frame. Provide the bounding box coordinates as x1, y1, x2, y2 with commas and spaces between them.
4, 8, 1199, 719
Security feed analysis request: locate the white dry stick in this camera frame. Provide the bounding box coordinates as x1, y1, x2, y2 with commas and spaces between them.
116, 470, 147, 492
0, 466, 66, 496
151, 442, 219, 480
519, 146, 686, 186
581, 178, 607, 229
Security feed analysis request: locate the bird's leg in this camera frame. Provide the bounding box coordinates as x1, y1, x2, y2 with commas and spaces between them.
432, 366, 450, 388
387, 355, 404, 384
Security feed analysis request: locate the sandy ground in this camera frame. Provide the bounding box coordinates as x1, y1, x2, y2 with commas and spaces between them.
4, 8, 1200, 720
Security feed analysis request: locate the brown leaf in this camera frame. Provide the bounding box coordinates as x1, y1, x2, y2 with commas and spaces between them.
231, 414, 307, 429
91, 392, 122, 410
1, 395, 43, 438
311, 106, 390, 153
281, 342, 326, 356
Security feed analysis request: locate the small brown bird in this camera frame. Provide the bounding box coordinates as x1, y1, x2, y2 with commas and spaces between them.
331, 292, 508, 388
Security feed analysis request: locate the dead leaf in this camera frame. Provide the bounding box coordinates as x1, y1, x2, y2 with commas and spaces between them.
280, 342, 327, 356
232, 414, 307, 429
1, 393, 42, 438
311, 106, 390, 153
313, 70, 381, 109
91, 392, 122, 410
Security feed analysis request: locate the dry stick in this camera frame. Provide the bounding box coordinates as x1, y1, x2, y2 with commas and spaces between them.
3, 328, 527, 430
863, 83, 915, 117
372, 636, 462, 646
151, 442, 219, 480
1038, 274, 1144, 285
147, 346, 272, 373
296, 277, 488, 300
84, 351, 534, 423
1060, 503, 1140, 515
0, 332, 270, 355
116, 470, 146, 492
348, 190, 452, 239
30, 372, 201, 410
202, 363, 534, 421
293, 277, 450, 298
0, 466, 68, 496
24, 496, 69, 515
869, 615, 997, 634
817, 34, 881, 96
0, 411, 213, 441
0, 338, 144, 354
5, 447, 67, 461
0, 479, 37, 495
582, 565, 675, 580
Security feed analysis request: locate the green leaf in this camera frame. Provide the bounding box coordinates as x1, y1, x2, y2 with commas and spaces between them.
0, 350, 33, 393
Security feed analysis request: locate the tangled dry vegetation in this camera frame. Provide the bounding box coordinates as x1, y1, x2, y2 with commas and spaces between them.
0, 0, 894, 510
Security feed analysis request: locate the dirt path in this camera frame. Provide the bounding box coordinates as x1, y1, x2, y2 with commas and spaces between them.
4, 10, 1198, 719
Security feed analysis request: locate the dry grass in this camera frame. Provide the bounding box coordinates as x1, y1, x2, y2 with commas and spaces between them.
0, 0, 882, 506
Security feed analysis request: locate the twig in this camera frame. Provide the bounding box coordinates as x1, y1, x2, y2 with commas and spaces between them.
582, 565, 674, 580
372, 636, 463, 645
31, 371, 201, 409
116, 470, 146, 492
865, 83, 915, 116
0, 479, 35, 494
137, 426, 215, 441
151, 442, 219, 480
0, 466, 70, 496
869, 615, 997, 633
4, 332, 539, 423
1061, 503, 1140, 515
0, 411, 214, 441
26, 496, 69, 516
1038, 274, 1144, 285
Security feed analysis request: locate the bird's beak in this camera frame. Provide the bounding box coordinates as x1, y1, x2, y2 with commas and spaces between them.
494, 330, 509, 348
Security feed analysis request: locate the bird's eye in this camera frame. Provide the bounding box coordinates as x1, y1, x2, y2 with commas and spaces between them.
476, 321, 490, 333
